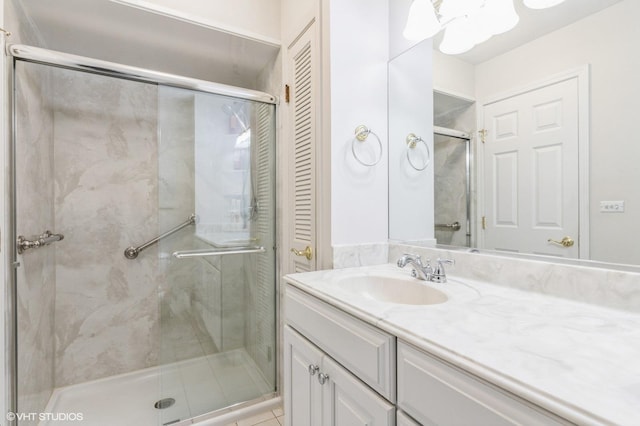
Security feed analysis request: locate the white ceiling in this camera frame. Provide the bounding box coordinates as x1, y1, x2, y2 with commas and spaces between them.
16, 0, 622, 88
18, 0, 280, 90
437, 0, 622, 64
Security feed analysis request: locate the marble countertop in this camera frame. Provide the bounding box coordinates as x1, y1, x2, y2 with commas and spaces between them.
284, 264, 640, 426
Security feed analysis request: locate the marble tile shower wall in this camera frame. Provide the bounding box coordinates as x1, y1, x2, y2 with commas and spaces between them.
159, 89, 247, 362
157, 89, 205, 363
52, 69, 161, 387
15, 61, 56, 421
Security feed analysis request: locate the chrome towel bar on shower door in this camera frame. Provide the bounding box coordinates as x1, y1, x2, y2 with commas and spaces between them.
124, 213, 196, 259
172, 246, 265, 259
17, 230, 64, 254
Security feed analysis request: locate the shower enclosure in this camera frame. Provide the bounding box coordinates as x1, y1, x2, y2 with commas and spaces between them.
9, 46, 277, 425
433, 127, 472, 248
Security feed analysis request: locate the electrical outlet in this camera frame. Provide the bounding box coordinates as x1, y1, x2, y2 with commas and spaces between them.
600, 201, 625, 213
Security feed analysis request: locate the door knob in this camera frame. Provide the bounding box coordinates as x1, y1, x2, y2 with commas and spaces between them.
291, 246, 313, 260
547, 236, 574, 247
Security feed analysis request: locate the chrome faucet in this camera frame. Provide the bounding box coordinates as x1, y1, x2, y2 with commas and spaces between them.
397, 254, 433, 281
397, 254, 455, 283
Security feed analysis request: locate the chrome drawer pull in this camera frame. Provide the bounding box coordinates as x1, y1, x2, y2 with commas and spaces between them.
318, 373, 329, 385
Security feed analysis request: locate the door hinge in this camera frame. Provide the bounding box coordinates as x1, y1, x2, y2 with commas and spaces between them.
285, 84, 290, 103
482, 216, 487, 230
478, 129, 488, 143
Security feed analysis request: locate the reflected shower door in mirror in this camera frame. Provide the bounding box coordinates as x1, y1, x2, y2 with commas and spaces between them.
433, 130, 471, 248
13, 59, 276, 425
388, 0, 640, 268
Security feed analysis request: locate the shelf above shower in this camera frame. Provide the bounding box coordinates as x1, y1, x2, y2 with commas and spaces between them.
18, 0, 280, 90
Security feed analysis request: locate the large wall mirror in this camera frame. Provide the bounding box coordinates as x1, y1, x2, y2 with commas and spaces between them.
389, 0, 640, 268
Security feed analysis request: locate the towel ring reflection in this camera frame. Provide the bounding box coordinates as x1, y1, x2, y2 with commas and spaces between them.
352, 125, 383, 167
406, 133, 430, 171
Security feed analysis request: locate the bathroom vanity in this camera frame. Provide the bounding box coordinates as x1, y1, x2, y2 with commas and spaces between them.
283, 264, 640, 426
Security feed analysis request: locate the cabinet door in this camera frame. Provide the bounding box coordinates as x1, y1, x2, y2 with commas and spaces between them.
284, 326, 323, 426
397, 410, 420, 426
398, 342, 569, 426
321, 355, 395, 426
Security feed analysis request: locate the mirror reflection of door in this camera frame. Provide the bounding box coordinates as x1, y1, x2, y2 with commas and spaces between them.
481, 74, 583, 258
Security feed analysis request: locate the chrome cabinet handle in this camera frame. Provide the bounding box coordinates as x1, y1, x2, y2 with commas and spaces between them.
308, 364, 319, 376
317, 373, 329, 385
548, 236, 574, 247
291, 246, 313, 261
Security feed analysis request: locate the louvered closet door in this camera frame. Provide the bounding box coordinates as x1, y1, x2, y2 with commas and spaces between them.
287, 23, 317, 273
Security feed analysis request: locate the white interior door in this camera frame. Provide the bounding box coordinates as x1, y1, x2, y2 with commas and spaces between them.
482, 77, 580, 258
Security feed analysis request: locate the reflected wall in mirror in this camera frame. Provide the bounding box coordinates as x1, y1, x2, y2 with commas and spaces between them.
388, 0, 640, 267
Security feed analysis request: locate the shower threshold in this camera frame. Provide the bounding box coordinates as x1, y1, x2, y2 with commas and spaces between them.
40, 349, 272, 426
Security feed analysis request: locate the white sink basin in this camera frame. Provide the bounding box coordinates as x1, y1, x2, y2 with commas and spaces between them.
335, 274, 448, 305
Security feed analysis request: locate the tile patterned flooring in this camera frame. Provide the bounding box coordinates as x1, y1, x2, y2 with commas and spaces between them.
225, 407, 284, 426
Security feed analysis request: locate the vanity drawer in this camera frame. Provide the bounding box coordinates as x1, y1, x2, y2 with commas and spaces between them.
285, 285, 396, 401
397, 342, 571, 426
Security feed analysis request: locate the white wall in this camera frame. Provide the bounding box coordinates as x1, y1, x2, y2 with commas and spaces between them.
122, 0, 281, 43
432, 50, 475, 101
330, 0, 389, 246
389, 40, 435, 242
388, 0, 420, 59
475, 0, 640, 264
281, 0, 317, 45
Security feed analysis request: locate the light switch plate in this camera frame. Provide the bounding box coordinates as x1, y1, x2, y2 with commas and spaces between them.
600, 201, 625, 212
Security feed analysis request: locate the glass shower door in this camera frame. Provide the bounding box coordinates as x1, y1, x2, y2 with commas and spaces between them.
156, 87, 277, 424
13, 57, 276, 426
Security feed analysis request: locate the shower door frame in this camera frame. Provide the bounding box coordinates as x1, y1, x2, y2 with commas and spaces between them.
5, 44, 279, 424
433, 126, 472, 248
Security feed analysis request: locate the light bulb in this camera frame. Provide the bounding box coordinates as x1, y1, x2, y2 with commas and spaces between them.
480, 0, 519, 36
439, 17, 479, 55
403, 0, 442, 41
523, 0, 566, 9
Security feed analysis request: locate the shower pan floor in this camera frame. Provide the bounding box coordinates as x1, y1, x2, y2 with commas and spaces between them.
41, 349, 272, 426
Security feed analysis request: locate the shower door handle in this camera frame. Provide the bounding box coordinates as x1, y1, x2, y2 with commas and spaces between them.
17, 230, 64, 254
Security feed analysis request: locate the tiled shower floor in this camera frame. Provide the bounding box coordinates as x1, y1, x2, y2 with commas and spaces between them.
41, 349, 272, 426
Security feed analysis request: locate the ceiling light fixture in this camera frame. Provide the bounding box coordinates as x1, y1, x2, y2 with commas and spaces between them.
404, 0, 562, 55
523, 0, 566, 9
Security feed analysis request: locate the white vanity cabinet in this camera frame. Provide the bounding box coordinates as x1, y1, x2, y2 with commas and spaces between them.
397, 342, 571, 425
284, 285, 396, 426
284, 326, 396, 426
284, 282, 573, 426
396, 410, 420, 426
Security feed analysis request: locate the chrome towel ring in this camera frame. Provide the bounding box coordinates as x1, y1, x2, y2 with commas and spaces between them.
352, 125, 383, 167
406, 133, 430, 171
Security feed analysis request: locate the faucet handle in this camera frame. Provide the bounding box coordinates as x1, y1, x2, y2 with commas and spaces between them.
432, 258, 454, 283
